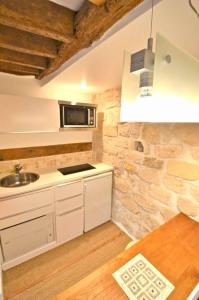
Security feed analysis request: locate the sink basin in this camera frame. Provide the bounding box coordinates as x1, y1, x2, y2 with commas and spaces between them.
0, 172, 40, 188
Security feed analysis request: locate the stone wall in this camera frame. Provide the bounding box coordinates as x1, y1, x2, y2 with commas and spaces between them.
93, 88, 199, 239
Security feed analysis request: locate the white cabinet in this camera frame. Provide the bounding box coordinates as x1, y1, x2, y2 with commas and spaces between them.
55, 181, 84, 243
84, 172, 112, 232
0, 169, 113, 269
0, 188, 55, 269
0, 95, 59, 133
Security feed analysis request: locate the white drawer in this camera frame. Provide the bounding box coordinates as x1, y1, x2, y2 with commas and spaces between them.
56, 195, 83, 215
56, 208, 84, 243
55, 181, 83, 201
0, 204, 54, 230
0, 188, 53, 219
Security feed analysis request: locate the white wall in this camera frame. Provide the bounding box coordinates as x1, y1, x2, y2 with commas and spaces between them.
0, 73, 92, 102
0, 74, 93, 149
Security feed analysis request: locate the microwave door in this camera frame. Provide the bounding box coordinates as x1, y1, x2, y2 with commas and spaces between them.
64, 106, 88, 127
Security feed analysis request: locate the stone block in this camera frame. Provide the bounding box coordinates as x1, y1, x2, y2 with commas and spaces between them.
137, 180, 150, 196
134, 227, 150, 240
155, 145, 182, 158
163, 175, 186, 194
141, 213, 163, 231
158, 205, 177, 221
120, 196, 140, 214
102, 146, 118, 156
114, 168, 122, 177
157, 124, 175, 144
173, 124, 199, 146
167, 160, 199, 180
141, 124, 161, 144
124, 162, 137, 174
138, 167, 160, 185
127, 151, 144, 164
114, 177, 130, 193
103, 126, 118, 137
110, 137, 129, 149
143, 157, 163, 169
104, 107, 120, 125
190, 186, 199, 202
149, 185, 172, 206
192, 148, 199, 161
177, 197, 198, 217
102, 89, 121, 109
133, 193, 156, 212
118, 123, 141, 138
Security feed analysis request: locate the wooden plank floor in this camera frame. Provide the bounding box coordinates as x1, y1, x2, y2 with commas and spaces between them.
3, 222, 131, 300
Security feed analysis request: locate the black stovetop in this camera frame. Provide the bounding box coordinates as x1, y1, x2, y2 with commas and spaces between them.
58, 164, 95, 176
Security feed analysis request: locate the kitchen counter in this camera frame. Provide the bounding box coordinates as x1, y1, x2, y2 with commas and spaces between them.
53, 213, 199, 300
0, 163, 113, 199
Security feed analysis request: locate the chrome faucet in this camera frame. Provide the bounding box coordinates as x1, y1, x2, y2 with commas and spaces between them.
14, 164, 23, 174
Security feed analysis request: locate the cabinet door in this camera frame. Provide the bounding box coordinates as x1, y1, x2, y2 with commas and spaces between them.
56, 208, 84, 243
84, 172, 112, 232
1, 215, 54, 262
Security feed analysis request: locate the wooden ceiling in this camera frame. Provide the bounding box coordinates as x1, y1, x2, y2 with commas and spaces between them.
0, 0, 143, 79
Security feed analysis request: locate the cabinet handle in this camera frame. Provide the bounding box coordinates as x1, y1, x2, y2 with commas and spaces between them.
57, 207, 83, 217
57, 180, 82, 187
56, 193, 82, 202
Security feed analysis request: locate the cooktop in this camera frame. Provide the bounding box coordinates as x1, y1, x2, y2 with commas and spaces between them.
58, 164, 95, 176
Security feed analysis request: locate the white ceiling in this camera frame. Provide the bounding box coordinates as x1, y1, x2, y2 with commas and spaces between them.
43, 0, 199, 94
50, 0, 84, 11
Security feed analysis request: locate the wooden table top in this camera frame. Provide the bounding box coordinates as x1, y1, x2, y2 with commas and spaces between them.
54, 213, 199, 300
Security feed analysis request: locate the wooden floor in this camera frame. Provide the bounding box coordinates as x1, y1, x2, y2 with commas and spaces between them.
3, 222, 131, 300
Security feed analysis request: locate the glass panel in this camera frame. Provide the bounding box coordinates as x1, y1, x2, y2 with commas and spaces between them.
152, 33, 199, 122
65, 107, 88, 125
154, 33, 199, 103
120, 34, 199, 122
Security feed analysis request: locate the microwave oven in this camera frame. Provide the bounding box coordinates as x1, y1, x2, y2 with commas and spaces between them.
59, 101, 96, 128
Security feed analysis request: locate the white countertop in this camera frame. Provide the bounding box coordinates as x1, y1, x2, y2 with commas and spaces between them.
0, 163, 113, 199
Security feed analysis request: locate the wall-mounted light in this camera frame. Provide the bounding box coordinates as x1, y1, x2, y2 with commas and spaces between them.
80, 81, 88, 89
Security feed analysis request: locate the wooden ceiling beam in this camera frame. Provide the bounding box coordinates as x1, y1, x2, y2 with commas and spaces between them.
0, 25, 57, 59
0, 62, 40, 76
37, 0, 143, 79
0, 0, 75, 43
0, 48, 47, 70
88, 0, 106, 5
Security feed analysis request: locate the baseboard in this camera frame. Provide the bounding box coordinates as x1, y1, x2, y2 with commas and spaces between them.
111, 219, 138, 242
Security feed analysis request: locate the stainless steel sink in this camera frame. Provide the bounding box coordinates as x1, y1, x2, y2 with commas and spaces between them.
0, 172, 40, 188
